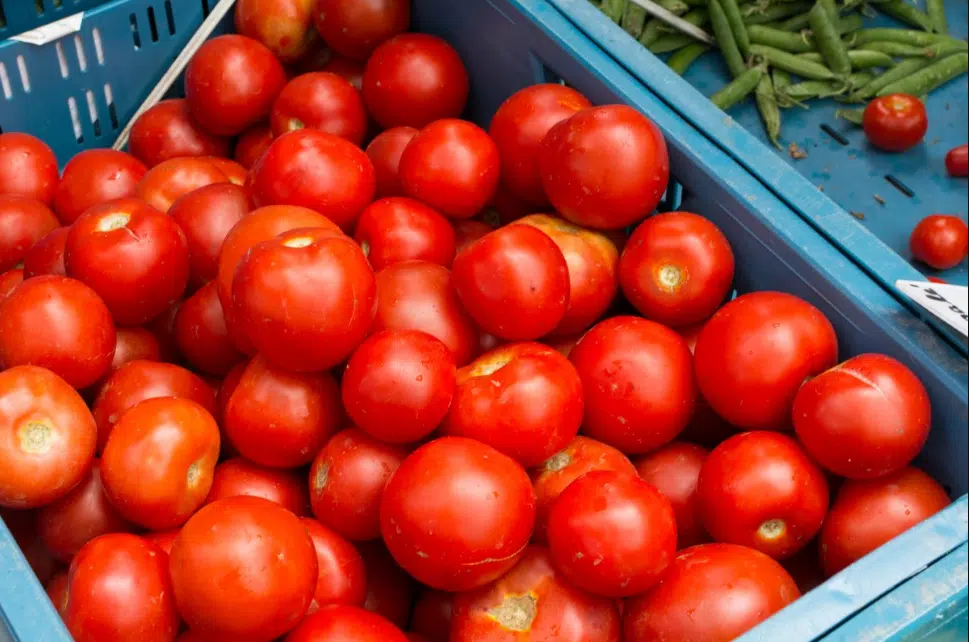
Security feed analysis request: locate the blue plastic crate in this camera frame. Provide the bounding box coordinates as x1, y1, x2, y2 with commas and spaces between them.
0, 0, 113, 39
1, 1, 967, 641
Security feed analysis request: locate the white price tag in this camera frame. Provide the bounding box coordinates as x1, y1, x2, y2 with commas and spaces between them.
896, 280, 969, 339
9, 14, 84, 45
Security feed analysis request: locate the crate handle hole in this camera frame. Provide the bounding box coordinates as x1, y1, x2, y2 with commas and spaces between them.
85, 89, 101, 138
15, 55, 30, 93
74, 34, 88, 72
884, 174, 915, 198
147, 6, 159, 43
55, 41, 70, 78
200, 0, 211, 18
92, 27, 105, 65
819, 124, 848, 147
0, 63, 12, 100
164, 0, 176, 35
67, 96, 84, 143
104, 83, 119, 130
130, 13, 142, 50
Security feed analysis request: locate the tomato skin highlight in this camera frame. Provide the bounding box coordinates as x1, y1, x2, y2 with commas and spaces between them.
862, 93, 928, 153
909, 214, 969, 270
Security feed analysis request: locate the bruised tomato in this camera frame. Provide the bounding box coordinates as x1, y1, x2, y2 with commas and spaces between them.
234, 123, 274, 169
302, 518, 368, 611
635, 442, 709, 549
129, 99, 231, 167
0, 195, 60, 273
235, 0, 317, 63
271, 72, 368, 145
206, 457, 310, 516
53, 150, 147, 225
135, 157, 230, 213
354, 198, 456, 270
366, 127, 418, 198
314, 0, 410, 60
0, 132, 59, 205
175, 282, 244, 376
23, 227, 69, 278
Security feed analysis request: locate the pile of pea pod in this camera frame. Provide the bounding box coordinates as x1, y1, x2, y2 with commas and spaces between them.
591, 0, 968, 147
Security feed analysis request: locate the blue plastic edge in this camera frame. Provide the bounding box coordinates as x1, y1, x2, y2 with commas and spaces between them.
0, 1, 112, 40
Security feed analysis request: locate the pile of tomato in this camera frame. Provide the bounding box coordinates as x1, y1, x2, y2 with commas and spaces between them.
0, 1, 956, 641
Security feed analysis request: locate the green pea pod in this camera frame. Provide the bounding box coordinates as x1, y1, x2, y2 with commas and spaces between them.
621, 1, 648, 38
748, 25, 817, 53
852, 57, 933, 99
750, 43, 837, 79
927, 0, 948, 35
877, 52, 969, 96
772, 68, 797, 107
782, 79, 846, 99
657, 0, 690, 15
810, 2, 851, 76
927, 39, 969, 58
711, 66, 765, 110
668, 43, 712, 74
742, 1, 813, 25
838, 13, 864, 34
854, 28, 949, 47
720, 0, 752, 57
660, 7, 709, 32
640, 19, 665, 47
778, 12, 812, 32
600, 0, 627, 23
835, 108, 865, 125
710, 0, 748, 78
859, 41, 937, 57
841, 50, 895, 69
650, 34, 695, 54
873, 0, 936, 32
755, 74, 783, 148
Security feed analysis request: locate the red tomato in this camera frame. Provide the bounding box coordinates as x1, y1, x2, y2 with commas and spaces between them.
143, 529, 179, 556
635, 442, 709, 549
224, 355, 342, 468
540, 105, 669, 230
321, 55, 366, 90
0, 133, 59, 205
452, 225, 570, 340
207, 457, 309, 515
442, 342, 582, 467
22, 226, 68, 278
946, 144, 969, 177
569, 316, 696, 454
410, 590, 453, 642
355, 197, 457, 269
0, 196, 60, 272
624, 543, 800, 642
170, 496, 318, 640
46, 571, 70, 618
65, 534, 179, 642
452, 219, 494, 254
129, 99, 231, 167
0, 275, 115, 389
489, 84, 592, 206
310, 428, 409, 541
547, 470, 677, 598
373, 261, 479, 366
360, 542, 417, 628
399, 119, 500, 219
362, 34, 470, 129
314, 0, 410, 60
135, 157, 230, 213
203, 157, 248, 186
185, 35, 287, 136
106, 328, 162, 374
909, 214, 969, 270
234, 123, 274, 169
175, 281, 244, 376
820, 467, 950, 576
694, 292, 838, 430
53, 150, 147, 225
794, 354, 931, 479
65, 198, 190, 326
863, 93, 927, 152
285, 604, 409, 642
235, 0, 316, 63
0, 268, 23, 299
381, 437, 536, 591
1, 507, 57, 583
271, 72, 368, 145
514, 214, 620, 336
216, 361, 247, 427
169, 182, 251, 287
366, 127, 419, 198
249, 129, 376, 230
36, 460, 132, 562
302, 518, 368, 611
620, 211, 735, 327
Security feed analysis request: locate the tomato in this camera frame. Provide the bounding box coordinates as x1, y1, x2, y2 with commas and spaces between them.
694, 291, 838, 430
540, 105, 669, 230
185, 35, 287, 136
135, 157, 229, 213
489, 84, 592, 206
0, 275, 115, 389
569, 316, 696, 454
22, 226, 68, 278
362, 34, 469, 129
410, 590, 453, 642
366, 127, 419, 198
169, 183, 251, 288
322, 55, 366, 90
452, 225, 570, 340
442, 342, 582, 467
862, 93, 927, 153
399, 119, 500, 219
381, 437, 536, 591
143, 529, 179, 556
36, 460, 132, 562
909, 214, 969, 270
53, 150, 147, 225
270, 72, 368, 145
0, 133, 59, 205
355, 197, 457, 269
624, 543, 800, 642
314, 0, 410, 60
46, 571, 70, 618
359, 542, 417, 627
373, 261, 479, 366
1, 507, 57, 583
514, 214, 620, 336
235, 0, 316, 63
129, 99, 231, 168
105, 328, 162, 375
206, 457, 309, 515
635, 442, 709, 549
170, 496, 318, 640
286, 604, 409, 642
224, 355, 342, 468
452, 219, 494, 254
820, 467, 950, 577
65, 534, 179, 642
249, 129, 376, 230
0, 268, 23, 299
302, 518, 368, 611
235, 123, 274, 169
946, 144, 969, 177
92, 360, 216, 452
216, 361, 247, 428
0, 195, 60, 272
174, 282, 244, 376
203, 157, 247, 186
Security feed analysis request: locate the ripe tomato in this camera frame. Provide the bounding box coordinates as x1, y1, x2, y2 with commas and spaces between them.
170, 496, 318, 640
360, 542, 417, 627
185, 35, 287, 136
169, 183, 251, 287
909, 214, 969, 270
216, 361, 247, 427
514, 214, 620, 336
0, 268, 23, 299
129, 99, 231, 167
235, 123, 274, 169
65, 198, 190, 326
694, 291, 838, 430
569, 316, 696, 454
362, 34, 469, 129
452, 219, 494, 254
22, 226, 68, 278
373, 261, 479, 366
135, 157, 230, 213
175, 282, 244, 376
203, 157, 247, 186
820, 467, 950, 576
697, 432, 829, 559
271, 72, 368, 145
489, 84, 592, 206
36, 460, 132, 562
285, 604, 409, 642
53, 150, 147, 225
46, 571, 70, 618
0, 275, 115, 389
366, 127, 418, 198
635, 442, 709, 549
355, 197, 457, 270
794, 354, 931, 479
314, 0, 410, 60
862, 93, 927, 153
0, 132, 59, 205
206, 457, 309, 515
224, 355, 342, 468
249, 129, 376, 230
65, 534, 179, 642
142, 529, 179, 556
235, 0, 316, 63
321, 55, 366, 90
381, 437, 536, 591
302, 518, 368, 611
547, 471, 677, 598
452, 225, 570, 340
624, 543, 800, 642
946, 144, 969, 177
442, 342, 582, 467
410, 590, 453, 642
540, 105, 669, 230
105, 328, 162, 375
0, 195, 60, 272
399, 119, 500, 219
